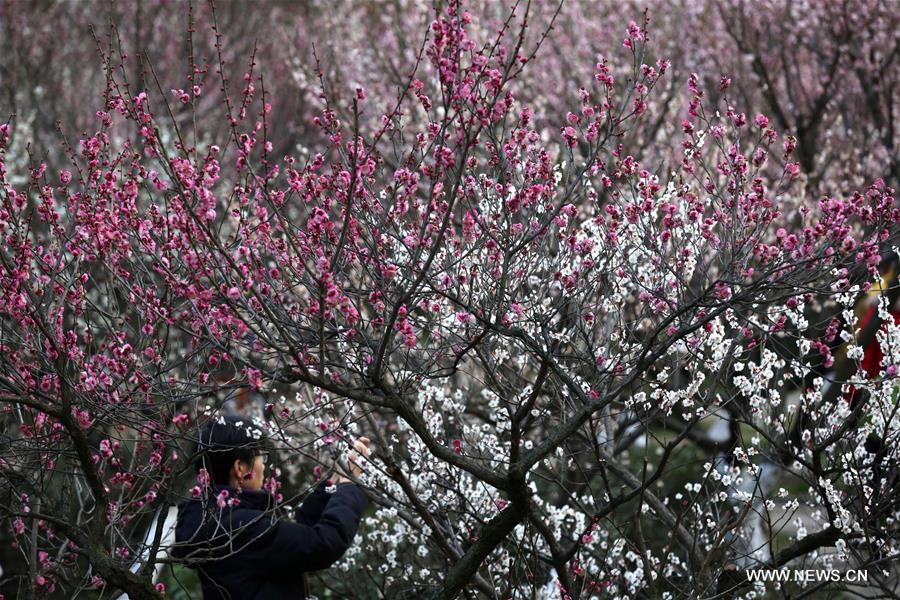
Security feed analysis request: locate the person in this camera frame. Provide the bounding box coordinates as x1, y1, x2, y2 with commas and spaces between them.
172, 415, 370, 599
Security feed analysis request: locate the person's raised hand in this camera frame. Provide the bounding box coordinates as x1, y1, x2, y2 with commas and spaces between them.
335, 436, 370, 484
349, 436, 370, 477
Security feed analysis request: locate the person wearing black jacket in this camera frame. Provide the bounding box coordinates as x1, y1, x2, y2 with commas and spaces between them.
172, 415, 369, 599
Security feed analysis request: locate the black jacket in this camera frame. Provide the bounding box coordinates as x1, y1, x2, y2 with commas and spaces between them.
172, 482, 368, 599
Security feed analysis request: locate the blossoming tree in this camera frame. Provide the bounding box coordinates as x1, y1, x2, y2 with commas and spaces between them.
0, 1, 898, 599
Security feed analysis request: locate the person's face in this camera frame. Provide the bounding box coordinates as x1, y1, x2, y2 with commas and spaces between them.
233, 452, 267, 491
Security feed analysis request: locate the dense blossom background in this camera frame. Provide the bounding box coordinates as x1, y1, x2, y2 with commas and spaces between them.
0, 0, 898, 598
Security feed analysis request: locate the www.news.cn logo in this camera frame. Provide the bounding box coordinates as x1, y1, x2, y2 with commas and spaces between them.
746, 569, 869, 584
